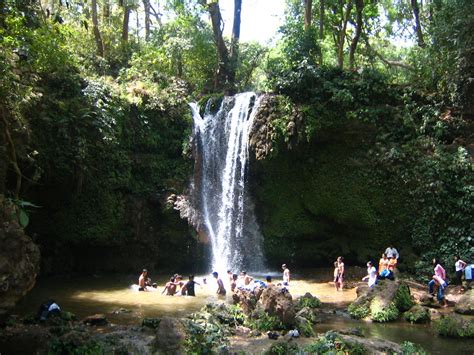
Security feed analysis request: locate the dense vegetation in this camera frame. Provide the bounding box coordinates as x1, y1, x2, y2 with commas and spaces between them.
0, 0, 472, 277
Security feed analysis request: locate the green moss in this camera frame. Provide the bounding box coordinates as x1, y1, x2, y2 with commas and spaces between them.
394, 284, 414, 312
246, 309, 284, 332
401, 341, 427, 354
296, 294, 321, 309
434, 314, 474, 338
404, 306, 430, 324
265, 341, 299, 355
303, 331, 366, 355
370, 298, 399, 322
348, 301, 370, 320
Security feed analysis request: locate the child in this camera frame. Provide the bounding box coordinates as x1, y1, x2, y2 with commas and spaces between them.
333, 261, 341, 291
362, 261, 377, 287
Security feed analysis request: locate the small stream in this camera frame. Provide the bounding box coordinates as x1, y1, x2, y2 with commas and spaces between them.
13, 274, 474, 354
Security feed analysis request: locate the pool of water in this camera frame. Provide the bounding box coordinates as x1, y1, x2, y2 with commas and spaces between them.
12, 273, 474, 354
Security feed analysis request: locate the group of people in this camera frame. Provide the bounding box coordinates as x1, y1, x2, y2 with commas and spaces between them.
136, 264, 292, 297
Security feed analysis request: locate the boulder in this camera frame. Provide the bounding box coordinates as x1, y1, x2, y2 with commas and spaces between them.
153, 317, 186, 353
258, 286, 296, 326
434, 313, 474, 338
348, 280, 414, 322
403, 305, 430, 323
232, 288, 259, 315
455, 289, 474, 315
0, 199, 40, 316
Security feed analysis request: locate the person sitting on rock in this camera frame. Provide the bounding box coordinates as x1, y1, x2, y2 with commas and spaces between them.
213, 271, 226, 296
384, 245, 399, 260
282, 264, 291, 286
388, 256, 397, 271
242, 271, 253, 286
379, 254, 390, 276
428, 258, 448, 307
362, 261, 378, 287
161, 277, 178, 296
266, 275, 274, 287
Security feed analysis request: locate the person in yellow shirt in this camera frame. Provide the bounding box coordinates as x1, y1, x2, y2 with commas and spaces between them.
388, 256, 397, 271
379, 253, 389, 275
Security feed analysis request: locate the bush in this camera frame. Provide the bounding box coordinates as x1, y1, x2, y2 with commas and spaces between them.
265, 341, 299, 355
246, 309, 284, 332
370, 300, 399, 323
401, 341, 427, 354
434, 314, 474, 338
303, 331, 365, 354
296, 293, 321, 309
348, 301, 370, 320
404, 306, 430, 324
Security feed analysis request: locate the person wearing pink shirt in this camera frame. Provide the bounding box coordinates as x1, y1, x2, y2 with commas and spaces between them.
428, 258, 447, 307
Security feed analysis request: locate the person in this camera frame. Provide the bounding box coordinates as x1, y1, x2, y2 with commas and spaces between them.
266, 275, 274, 287
242, 271, 253, 286
181, 275, 200, 296
231, 274, 238, 292
362, 261, 377, 287
162, 277, 178, 296
384, 245, 399, 260
175, 275, 185, 293
213, 272, 226, 296
337, 257, 344, 290
428, 258, 447, 307
454, 255, 467, 285
138, 269, 149, 291
333, 261, 342, 291
388, 256, 397, 271
378, 254, 389, 275
282, 264, 290, 286
227, 270, 234, 284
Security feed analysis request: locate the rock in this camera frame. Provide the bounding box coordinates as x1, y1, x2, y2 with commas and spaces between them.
258, 286, 296, 326
338, 333, 402, 354
295, 316, 314, 337
295, 292, 321, 309
83, 314, 108, 326
235, 325, 251, 335
403, 305, 430, 323
153, 317, 186, 352
295, 307, 318, 324
434, 313, 474, 338
232, 288, 259, 315
455, 289, 474, 315
142, 317, 161, 329
0, 199, 40, 316
348, 280, 414, 322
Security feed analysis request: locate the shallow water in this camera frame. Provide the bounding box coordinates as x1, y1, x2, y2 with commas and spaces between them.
13, 273, 474, 354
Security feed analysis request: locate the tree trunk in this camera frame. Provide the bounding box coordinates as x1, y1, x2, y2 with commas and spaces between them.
102, 0, 110, 21
122, 1, 131, 42
143, 0, 151, 41
304, 0, 313, 31
411, 0, 425, 48
337, 0, 353, 69
91, 0, 104, 57
208, 1, 230, 91
228, 0, 242, 93
349, 0, 364, 69
319, 0, 324, 38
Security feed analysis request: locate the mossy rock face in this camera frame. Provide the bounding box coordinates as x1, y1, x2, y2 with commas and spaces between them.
434, 314, 474, 338
404, 305, 431, 324
348, 280, 413, 322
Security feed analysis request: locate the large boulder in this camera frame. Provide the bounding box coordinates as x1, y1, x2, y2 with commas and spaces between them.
403, 305, 430, 323
0, 199, 40, 316
455, 289, 474, 315
348, 280, 414, 322
258, 286, 296, 326
153, 317, 187, 353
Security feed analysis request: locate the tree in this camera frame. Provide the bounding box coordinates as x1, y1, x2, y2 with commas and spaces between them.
410, 0, 425, 48
336, 0, 353, 69
349, 0, 363, 69
122, 0, 131, 42
143, 0, 151, 41
304, 0, 312, 31
91, 0, 104, 56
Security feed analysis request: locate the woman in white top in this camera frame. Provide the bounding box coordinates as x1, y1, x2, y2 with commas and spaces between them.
454, 255, 467, 285
362, 261, 377, 287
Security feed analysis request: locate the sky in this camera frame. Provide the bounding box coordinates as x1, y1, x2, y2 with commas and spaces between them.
217, 0, 286, 44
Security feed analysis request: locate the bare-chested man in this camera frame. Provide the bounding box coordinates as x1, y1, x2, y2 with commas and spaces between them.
138, 269, 148, 291
213, 272, 226, 296
161, 277, 178, 295
242, 271, 253, 286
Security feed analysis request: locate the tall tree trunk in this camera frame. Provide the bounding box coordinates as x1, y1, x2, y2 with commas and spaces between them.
143, 0, 151, 41
349, 0, 364, 69
319, 0, 324, 38
102, 0, 110, 22
122, 1, 131, 42
411, 0, 425, 48
228, 0, 242, 93
337, 0, 353, 69
91, 0, 104, 57
208, 1, 230, 91
304, 0, 313, 31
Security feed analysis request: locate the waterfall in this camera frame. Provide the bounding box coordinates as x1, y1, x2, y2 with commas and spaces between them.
190, 92, 264, 274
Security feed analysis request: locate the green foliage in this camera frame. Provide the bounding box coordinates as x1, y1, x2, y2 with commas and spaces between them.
394, 284, 414, 312
403, 306, 430, 324
297, 295, 321, 309
400, 341, 427, 355
348, 301, 370, 320
48, 337, 106, 355
265, 341, 299, 355
303, 331, 366, 355
296, 317, 315, 337
142, 318, 161, 329
434, 315, 474, 338
246, 309, 284, 332
370, 300, 399, 323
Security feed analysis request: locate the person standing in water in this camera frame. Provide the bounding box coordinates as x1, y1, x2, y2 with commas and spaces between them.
213, 272, 226, 296
162, 277, 178, 296
181, 275, 200, 296
231, 274, 238, 292
138, 269, 149, 291
282, 264, 290, 286
337, 257, 345, 290
333, 261, 342, 291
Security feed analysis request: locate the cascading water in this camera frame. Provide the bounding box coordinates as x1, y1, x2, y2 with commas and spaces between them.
190, 92, 264, 274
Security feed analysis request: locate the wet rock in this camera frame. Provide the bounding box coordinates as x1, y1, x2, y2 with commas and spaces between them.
455, 289, 474, 315
232, 288, 259, 314
0, 199, 40, 316
0, 323, 51, 354
258, 286, 296, 326
295, 307, 318, 324
338, 333, 402, 354
295, 316, 314, 337
83, 314, 108, 326
434, 313, 474, 338
153, 317, 186, 352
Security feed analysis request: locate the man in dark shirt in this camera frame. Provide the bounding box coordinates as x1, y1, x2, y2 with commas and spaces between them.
181, 275, 200, 296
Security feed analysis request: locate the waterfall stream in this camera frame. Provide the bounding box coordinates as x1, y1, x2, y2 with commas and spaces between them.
190, 92, 264, 274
